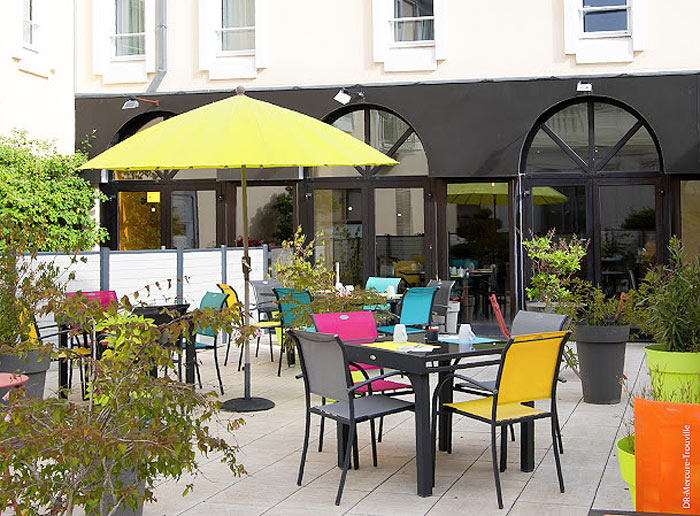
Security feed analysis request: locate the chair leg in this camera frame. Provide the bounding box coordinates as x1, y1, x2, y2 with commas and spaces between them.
491, 424, 504, 509
551, 416, 565, 493
213, 345, 224, 396
318, 398, 326, 452
238, 340, 245, 372
297, 409, 311, 486
553, 408, 564, 454
277, 336, 285, 377
510, 423, 516, 442
195, 360, 203, 389
352, 429, 360, 470
378, 416, 384, 443
255, 335, 260, 358
223, 332, 231, 366
336, 422, 355, 506
500, 426, 508, 472
269, 331, 274, 362
370, 419, 378, 467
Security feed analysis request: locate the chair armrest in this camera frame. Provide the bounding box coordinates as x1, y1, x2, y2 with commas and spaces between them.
451, 374, 496, 394
348, 370, 407, 393
348, 362, 371, 381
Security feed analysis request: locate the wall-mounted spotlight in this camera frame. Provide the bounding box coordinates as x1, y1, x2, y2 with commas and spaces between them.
576, 81, 593, 94
333, 87, 365, 105
122, 97, 160, 110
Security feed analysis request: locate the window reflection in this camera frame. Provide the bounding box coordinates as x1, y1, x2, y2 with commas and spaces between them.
375, 188, 424, 286
172, 191, 217, 249
236, 186, 293, 246
681, 181, 700, 261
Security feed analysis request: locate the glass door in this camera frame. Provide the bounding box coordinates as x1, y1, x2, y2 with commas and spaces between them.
313, 188, 364, 286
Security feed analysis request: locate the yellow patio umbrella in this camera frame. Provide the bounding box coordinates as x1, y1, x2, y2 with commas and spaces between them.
447, 183, 568, 206
80, 87, 398, 412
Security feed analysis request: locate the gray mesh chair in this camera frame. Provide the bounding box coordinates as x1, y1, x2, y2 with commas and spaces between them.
427, 279, 455, 330
453, 311, 569, 456
250, 279, 282, 362
289, 330, 415, 506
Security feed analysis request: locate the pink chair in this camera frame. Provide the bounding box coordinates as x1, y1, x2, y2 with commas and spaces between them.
311, 312, 413, 456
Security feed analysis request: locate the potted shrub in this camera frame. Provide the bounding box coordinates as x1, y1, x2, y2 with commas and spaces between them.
634, 236, 700, 402
560, 282, 633, 404
0, 295, 247, 516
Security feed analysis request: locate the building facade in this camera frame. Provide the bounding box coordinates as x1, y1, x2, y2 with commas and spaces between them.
1, 0, 76, 153
73, 0, 700, 319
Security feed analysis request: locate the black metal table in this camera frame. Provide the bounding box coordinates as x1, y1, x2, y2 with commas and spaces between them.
341, 338, 536, 497
57, 303, 195, 397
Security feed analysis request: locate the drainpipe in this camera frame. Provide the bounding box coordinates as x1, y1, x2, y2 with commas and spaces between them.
146, 0, 167, 93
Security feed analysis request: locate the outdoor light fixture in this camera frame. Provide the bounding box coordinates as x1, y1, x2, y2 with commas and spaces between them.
333, 88, 352, 105
121, 97, 160, 110
576, 81, 593, 93
333, 87, 365, 105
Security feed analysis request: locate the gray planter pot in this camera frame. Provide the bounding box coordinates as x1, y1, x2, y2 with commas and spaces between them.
87, 469, 145, 516
574, 324, 630, 404
0, 351, 51, 400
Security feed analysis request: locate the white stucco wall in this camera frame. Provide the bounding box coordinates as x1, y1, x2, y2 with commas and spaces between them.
1, 0, 75, 153
75, 0, 700, 95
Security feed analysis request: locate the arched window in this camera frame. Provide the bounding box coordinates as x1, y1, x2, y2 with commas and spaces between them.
310, 105, 428, 178
523, 97, 662, 174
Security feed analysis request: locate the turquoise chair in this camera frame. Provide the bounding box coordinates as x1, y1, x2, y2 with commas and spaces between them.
364, 277, 402, 311
192, 291, 228, 395
273, 287, 313, 376
377, 286, 438, 335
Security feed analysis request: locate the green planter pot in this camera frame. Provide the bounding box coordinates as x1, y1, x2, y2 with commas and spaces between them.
644, 345, 700, 402
0, 351, 51, 400
617, 436, 636, 508
575, 324, 630, 404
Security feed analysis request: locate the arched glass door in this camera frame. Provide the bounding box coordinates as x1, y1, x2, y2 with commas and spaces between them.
520, 97, 664, 297
306, 106, 431, 286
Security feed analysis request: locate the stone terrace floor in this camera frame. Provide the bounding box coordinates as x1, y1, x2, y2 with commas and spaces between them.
42, 337, 646, 516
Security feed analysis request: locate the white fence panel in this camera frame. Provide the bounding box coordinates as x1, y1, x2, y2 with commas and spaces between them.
183, 250, 223, 307
110, 251, 179, 303
225, 248, 264, 304
34, 252, 102, 294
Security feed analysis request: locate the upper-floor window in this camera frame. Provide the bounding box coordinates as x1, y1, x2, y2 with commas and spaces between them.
392, 0, 433, 44
115, 0, 145, 57
581, 0, 629, 36
22, 0, 38, 48
220, 0, 255, 53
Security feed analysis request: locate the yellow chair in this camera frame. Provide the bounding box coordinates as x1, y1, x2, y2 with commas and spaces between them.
432, 331, 571, 509
216, 284, 280, 368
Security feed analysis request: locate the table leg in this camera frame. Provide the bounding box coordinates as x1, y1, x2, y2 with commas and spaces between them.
408, 372, 433, 497
520, 401, 535, 472
58, 325, 68, 399
438, 364, 454, 453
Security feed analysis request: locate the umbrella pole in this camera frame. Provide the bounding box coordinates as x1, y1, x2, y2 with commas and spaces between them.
221, 165, 275, 412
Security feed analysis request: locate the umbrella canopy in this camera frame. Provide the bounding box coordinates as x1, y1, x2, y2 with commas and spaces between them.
79, 92, 397, 171
447, 183, 567, 206
79, 88, 397, 412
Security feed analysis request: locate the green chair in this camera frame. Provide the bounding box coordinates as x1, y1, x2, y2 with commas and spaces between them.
273, 287, 312, 376
192, 291, 228, 395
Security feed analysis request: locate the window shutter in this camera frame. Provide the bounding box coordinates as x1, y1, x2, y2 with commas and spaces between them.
255, 0, 267, 68
631, 0, 645, 51
372, 0, 392, 63
145, 0, 156, 72
92, 0, 110, 75
563, 0, 578, 55
198, 0, 216, 71
434, 0, 447, 61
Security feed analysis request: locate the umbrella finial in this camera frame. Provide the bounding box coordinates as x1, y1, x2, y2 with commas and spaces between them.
236, 85, 246, 95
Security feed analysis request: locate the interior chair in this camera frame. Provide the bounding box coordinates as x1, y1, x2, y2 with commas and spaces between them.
312, 311, 413, 452
216, 284, 281, 368
376, 287, 438, 335
432, 331, 571, 509
273, 287, 313, 376
455, 310, 569, 451
190, 291, 228, 395
426, 279, 455, 331
365, 277, 402, 294
289, 329, 415, 506
489, 294, 511, 340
